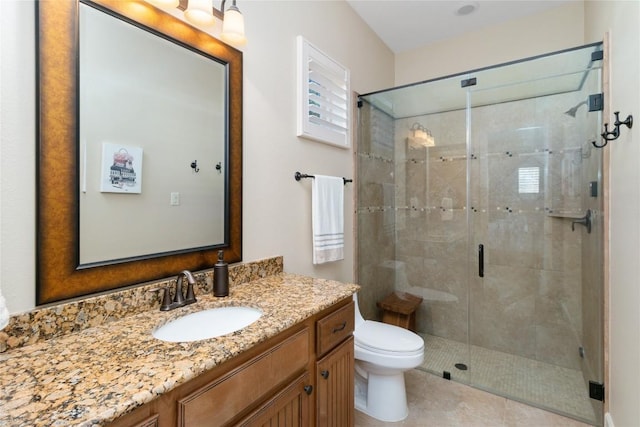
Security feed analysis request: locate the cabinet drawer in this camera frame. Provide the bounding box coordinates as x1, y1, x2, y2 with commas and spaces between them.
178, 328, 309, 426
316, 301, 354, 357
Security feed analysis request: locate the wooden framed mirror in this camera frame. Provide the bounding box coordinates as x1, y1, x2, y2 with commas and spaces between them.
37, 0, 242, 305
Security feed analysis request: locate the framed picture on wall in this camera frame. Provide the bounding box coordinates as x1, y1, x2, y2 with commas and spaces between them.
100, 143, 143, 193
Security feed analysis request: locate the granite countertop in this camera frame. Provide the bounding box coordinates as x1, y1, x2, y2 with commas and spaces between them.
0, 273, 359, 426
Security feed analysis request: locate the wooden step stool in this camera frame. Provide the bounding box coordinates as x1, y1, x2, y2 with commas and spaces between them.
377, 291, 423, 332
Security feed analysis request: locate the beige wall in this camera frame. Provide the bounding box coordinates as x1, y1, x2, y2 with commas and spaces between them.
0, 0, 393, 313
394, 2, 585, 86
584, 2, 640, 426
239, 0, 393, 283
0, 1, 37, 313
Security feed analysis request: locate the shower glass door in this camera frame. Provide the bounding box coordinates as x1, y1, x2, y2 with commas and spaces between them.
356, 42, 604, 427
466, 45, 604, 425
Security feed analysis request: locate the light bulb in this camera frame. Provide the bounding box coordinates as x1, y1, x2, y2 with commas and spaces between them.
185, 0, 215, 26
221, 4, 246, 45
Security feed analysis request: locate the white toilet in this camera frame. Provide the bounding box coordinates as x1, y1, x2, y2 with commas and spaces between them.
353, 293, 425, 422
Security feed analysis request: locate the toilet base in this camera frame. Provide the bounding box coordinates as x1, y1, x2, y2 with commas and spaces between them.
354, 365, 409, 422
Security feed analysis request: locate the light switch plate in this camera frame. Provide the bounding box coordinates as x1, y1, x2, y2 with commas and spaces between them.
170, 192, 180, 206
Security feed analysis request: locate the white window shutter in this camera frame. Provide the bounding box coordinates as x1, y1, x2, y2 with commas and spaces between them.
297, 36, 351, 149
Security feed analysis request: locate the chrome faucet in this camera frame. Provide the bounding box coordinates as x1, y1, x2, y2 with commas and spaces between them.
154, 270, 198, 311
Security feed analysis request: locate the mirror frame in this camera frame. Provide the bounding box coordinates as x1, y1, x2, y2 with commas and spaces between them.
36, 0, 243, 305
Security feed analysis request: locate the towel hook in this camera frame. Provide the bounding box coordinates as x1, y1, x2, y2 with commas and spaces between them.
592, 112, 633, 148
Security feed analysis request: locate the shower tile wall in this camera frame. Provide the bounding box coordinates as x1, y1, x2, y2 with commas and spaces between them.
395, 109, 470, 344
395, 92, 591, 371
356, 102, 396, 320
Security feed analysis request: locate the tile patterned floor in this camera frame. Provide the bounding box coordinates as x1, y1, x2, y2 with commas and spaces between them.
355, 369, 594, 427
418, 334, 599, 425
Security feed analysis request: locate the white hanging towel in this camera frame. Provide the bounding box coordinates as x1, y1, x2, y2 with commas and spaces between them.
0, 287, 9, 330
312, 175, 344, 264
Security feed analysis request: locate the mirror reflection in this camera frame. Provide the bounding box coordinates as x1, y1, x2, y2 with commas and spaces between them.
36, 0, 242, 304
79, 3, 227, 265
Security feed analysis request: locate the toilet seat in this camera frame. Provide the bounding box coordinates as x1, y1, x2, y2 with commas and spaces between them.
354, 320, 424, 356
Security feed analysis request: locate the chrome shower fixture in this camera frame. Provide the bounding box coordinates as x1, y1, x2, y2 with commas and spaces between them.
564, 100, 588, 117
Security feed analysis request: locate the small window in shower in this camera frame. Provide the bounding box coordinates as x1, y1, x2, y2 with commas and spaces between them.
518, 167, 540, 194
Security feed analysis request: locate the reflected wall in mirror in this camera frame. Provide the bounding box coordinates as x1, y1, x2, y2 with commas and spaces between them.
37, 0, 243, 305
79, 3, 226, 265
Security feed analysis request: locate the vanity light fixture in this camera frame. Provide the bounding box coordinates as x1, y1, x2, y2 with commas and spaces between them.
408, 122, 435, 148
145, 0, 247, 45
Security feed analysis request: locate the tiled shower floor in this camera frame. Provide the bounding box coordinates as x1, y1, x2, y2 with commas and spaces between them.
419, 334, 599, 426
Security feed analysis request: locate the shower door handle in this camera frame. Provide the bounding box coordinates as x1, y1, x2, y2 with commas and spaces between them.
478, 244, 484, 278
571, 209, 592, 234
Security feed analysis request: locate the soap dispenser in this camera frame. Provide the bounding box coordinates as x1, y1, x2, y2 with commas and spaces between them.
213, 250, 229, 297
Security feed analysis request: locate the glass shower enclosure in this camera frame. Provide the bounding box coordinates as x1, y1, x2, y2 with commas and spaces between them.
356, 43, 604, 425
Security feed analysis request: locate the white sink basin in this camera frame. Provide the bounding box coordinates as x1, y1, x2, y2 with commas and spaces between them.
152, 306, 262, 342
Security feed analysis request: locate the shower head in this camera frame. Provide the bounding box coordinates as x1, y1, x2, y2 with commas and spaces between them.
564, 100, 588, 118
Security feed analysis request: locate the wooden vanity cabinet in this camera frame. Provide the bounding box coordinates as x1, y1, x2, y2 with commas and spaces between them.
314, 301, 355, 427
108, 298, 354, 427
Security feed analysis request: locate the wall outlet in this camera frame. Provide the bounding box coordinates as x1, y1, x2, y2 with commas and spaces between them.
170, 192, 180, 206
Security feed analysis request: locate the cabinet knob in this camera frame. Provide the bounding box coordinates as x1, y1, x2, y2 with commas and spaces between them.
304, 385, 313, 395
320, 370, 330, 379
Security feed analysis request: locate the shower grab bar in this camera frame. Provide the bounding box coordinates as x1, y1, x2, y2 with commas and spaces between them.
478, 244, 484, 278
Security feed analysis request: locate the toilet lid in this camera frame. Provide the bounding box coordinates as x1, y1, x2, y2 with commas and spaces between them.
354, 320, 424, 353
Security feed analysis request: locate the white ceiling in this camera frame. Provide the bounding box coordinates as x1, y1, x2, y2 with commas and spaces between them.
346, 0, 575, 53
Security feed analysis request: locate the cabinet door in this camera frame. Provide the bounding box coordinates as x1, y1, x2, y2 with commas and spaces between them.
236, 372, 311, 427
316, 336, 354, 427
